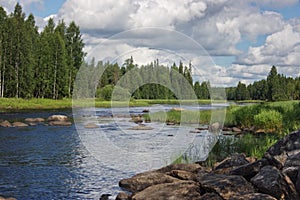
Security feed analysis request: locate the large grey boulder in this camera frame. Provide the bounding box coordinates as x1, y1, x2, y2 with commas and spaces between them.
251, 165, 299, 200
131, 181, 201, 200
197, 173, 255, 199
119, 172, 180, 193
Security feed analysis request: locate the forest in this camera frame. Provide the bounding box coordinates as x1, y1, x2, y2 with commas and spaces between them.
1, 3, 300, 101
0, 3, 85, 99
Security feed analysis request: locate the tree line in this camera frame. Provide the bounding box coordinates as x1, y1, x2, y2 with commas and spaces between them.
227, 66, 300, 101
76, 56, 206, 100
0, 3, 85, 99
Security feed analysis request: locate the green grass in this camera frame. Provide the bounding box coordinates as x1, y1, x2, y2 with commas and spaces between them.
0, 98, 72, 111
144, 109, 213, 124
0, 98, 223, 111
202, 133, 279, 167
226, 100, 300, 134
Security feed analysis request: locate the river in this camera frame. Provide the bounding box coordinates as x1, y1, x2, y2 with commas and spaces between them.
0, 104, 226, 199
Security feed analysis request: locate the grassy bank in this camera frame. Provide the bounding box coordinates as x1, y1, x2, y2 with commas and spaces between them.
0, 98, 225, 111
145, 100, 300, 134
0, 98, 72, 111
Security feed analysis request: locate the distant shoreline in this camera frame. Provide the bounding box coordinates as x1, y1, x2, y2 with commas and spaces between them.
0, 98, 237, 111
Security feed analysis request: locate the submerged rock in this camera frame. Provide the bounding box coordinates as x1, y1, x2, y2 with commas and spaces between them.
84, 122, 98, 129
127, 125, 153, 130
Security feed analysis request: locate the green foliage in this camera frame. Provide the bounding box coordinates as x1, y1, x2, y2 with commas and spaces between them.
202, 134, 279, 167
144, 109, 209, 124
0, 4, 85, 99
253, 110, 283, 131
227, 66, 300, 101
228, 101, 300, 134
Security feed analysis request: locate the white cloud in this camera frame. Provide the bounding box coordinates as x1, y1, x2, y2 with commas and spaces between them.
0, 0, 43, 14
238, 24, 300, 65
4, 0, 296, 87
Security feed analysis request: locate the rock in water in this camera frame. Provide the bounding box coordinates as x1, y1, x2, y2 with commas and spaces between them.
12, 122, 28, 127
0, 120, 12, 127
84, 122, 98, 129
49, 121, 72, 126
47, 115, 69, 121
25, 117, 45, 123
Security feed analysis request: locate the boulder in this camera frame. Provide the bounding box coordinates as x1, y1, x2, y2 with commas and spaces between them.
266, 129, 300, 165
49, 121, 72, 126
47, 115, 69, 121
129, 116, 143, 124
283, 152, 300, 193
230, 158, 269, 180
25, 117, 45, 123
155, 163, 203, 174
132, 181, 201, 200
12, 122, 28, 127
214, 153, 249, 171
197, 173, 255, 199
166, 170, 197, 181
232, 127, 242, 133
250, 165, 299, 200
116, 192, 131, 200
229, 193, 277, 200
209, 122, 220, 133
0, 120, 11, 127
119, 172, 180, 193
99, 194, 111, 200
284, 152, 300, 168
199, 193, 223, 200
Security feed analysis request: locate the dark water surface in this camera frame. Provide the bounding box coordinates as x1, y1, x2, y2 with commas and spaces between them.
0, 110, 126, 199
0, 105, 227, 199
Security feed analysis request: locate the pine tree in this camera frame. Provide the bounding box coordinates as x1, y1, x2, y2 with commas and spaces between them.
66, 21, 85, 97
267, 66, 280, 101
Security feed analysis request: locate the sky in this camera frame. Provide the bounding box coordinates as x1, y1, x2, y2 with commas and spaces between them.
1, 0, 300, 87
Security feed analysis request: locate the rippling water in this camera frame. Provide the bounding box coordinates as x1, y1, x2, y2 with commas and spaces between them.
0, 105, 225, 199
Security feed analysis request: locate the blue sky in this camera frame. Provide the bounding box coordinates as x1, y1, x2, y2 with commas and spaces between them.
1, 0, 300, 86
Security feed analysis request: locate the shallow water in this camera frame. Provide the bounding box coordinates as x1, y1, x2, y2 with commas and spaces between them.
0, 105, 226, 199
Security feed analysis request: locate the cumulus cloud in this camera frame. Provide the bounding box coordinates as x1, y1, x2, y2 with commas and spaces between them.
237, 24, 300, 66
0, 0, 43, 14
3, 0, 299, 87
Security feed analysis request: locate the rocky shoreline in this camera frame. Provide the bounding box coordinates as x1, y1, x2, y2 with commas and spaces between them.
115, 129, 300, 200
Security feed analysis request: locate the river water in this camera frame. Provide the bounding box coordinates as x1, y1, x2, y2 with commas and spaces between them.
0, 105, 226, 199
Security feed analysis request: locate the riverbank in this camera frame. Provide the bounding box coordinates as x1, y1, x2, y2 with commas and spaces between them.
0, 98, 217, 111
145, 100, 300, 134
116, 129, 300, 200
